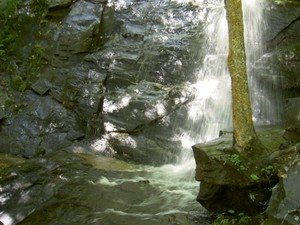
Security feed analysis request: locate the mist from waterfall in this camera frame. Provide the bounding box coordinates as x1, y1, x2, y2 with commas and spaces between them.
178, 0, 284, 168
243, 0, 284, 125
177, 0, 232, 169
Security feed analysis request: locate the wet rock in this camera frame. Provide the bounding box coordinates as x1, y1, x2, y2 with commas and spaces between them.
0, 95, 83, 158
264, 153, 300, 225
192, 128, 290, 215
109, 133, 181, 165
31, 79, 51, 95
55, 0, 104, 53
0, 0, 204, 163
103, 82, 194, 132
265, 2, 300, 91
46, 0, 74, 9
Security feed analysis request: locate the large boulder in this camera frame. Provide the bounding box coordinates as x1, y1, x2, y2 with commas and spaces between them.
263, 145, 300, 225
192, 128, 289, 216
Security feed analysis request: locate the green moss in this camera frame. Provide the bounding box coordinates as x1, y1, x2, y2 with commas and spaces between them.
212, 213, 252, 225
29, 0, 49, 13
11, 75, 27, 92
0, 0, 22, 20
0, 0, 22, 62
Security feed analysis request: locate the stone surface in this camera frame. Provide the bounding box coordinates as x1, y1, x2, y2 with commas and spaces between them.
46, 0, 74, 9
0, 94, 83, 158
265, 1, 300, 91
0, 151, 210, 225
0, 0, 204, 165
284, 98, 300, 142
54, 0, 104, 53
192, 128, 291, 215
263, 152, 300, 225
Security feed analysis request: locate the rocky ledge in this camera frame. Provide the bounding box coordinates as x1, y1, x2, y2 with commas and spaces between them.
193, 127, 300, 224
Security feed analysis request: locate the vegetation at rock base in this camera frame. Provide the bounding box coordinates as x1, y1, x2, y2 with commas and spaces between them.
228, 153, 249, 171
212, 213, 254, 225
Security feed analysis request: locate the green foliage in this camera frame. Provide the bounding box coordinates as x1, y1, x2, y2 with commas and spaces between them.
261, 165, 276, 175
0, 26, 19, 60
30, 0, 49, 13
228, 154, 248, 171
0, 0, 22, 20
0, 0, 22, 62
0, 44, 6, 59
26, 44, 45, 76
213, 213, 252, 225
249, 174, 260, 182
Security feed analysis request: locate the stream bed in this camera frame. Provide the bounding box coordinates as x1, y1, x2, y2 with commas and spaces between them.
0, 148, 210, 225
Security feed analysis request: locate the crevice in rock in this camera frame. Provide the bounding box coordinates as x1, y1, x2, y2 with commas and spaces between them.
267, 15, 300, 49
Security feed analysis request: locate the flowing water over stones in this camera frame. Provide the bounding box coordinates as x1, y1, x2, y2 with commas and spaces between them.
0, 151, 209, 225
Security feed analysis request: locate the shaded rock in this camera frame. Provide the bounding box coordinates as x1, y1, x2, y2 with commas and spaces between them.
265, 2, 300, 91
264, 150, 300, 225
31, 79, 51, 96
55, 0, 104, 53
0, 94, 83, 158
109, 133, 181, 165
46, 0, 74, 9
284, 98, 300, 142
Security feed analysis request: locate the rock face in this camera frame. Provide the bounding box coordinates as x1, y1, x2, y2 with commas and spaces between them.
263, 145, 300, 225
265, 1, 300, 93
284, 98, 300, 142
0, 0, 203, 164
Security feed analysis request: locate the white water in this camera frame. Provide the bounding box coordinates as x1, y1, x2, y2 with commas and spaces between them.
243, 0, 284, 125
101, 0, 280, 215
177, 0, 232, 170
179, 0, 283, 165
89, 0, 281, 221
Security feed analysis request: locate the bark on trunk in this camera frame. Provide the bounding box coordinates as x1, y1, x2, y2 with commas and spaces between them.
225, 0, 262, 154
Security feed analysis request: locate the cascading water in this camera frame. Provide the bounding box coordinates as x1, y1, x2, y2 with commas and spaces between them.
98, 0, 284, 221
178, 0, 232, 166
180, 0, 284, 164
243, 0, 284, 126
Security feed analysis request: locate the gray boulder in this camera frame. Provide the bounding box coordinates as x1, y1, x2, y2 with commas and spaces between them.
55, 0, 104, 53
264, 152, 300, 225
0, 95, 84, 158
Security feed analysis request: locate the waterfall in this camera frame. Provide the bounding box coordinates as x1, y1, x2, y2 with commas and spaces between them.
243, 0, 284, 125
179, 0, 283, 166
178, 0, 232, 167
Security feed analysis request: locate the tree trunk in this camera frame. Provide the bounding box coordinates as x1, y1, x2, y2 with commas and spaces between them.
225, 0, 264, 156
